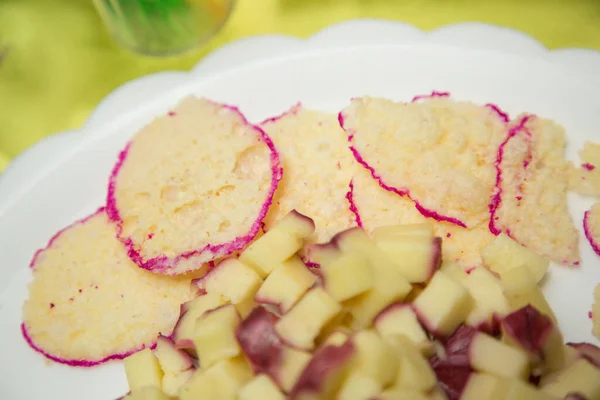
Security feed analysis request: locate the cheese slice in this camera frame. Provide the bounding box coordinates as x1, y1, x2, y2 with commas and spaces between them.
107, 96, 282, 274
492, 115, 579, 266
261, 105, 357, 244
341, 96, 508, 228
22, 209, 196, 366
568, 141, 600, 197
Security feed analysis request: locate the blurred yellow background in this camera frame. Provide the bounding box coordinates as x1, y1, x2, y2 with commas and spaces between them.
1, 0, 599, 172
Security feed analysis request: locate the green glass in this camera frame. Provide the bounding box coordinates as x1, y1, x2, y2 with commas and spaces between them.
93, 0, 235, 56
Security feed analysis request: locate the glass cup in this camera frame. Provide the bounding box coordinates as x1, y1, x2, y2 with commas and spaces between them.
93, 0, 235, 56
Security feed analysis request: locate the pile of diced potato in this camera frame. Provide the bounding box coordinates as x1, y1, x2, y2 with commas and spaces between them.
120, 211, 600, 400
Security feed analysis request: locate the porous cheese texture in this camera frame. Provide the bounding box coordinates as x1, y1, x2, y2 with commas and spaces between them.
350, 167, 494, 268
584, 202, 600, 257
341, 96, 508, 228
22, 210, 196, 366
107, 96, 282, 275
568, 141, 600, 197
594, 284, 600, 340
491, 115, 579, 266
261, 105, 357, 244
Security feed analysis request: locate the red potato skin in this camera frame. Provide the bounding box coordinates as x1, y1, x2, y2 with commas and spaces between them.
289, 340, 355, 400
428, 237, 443, 281
427, 325, 477, 400
235, 307, 285, 380
171, 309, 195, 352
374, 302, 414, 324
472, 313, 503, 338
413, 307, 471, 341
304, 242, 340, 268
564, 393, 588, 400
501, 305, 554, 361
253, 294, 286, 316
287, 209, 317, 234
430, 359, 472, 400
440, 325, 478, 368
156, 334, 194, 370
567, 342, 600, 369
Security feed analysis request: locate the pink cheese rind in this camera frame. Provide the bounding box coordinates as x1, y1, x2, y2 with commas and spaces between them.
485, 103, 510, 123
411, 91, 451, 103
29, 207, 106, 269
106, 101, 283, 275
584, 209, 600, 257
260, 102, 302, 126
488, 115, 532, 235
345, 181, 363, 229
21, 322, 156, 367
340, 109, 468, 228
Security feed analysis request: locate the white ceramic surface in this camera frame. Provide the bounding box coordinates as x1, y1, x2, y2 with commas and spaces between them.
1, 19, 600, 399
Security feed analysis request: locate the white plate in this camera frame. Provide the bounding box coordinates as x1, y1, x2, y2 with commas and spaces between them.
1, 20, 600, 399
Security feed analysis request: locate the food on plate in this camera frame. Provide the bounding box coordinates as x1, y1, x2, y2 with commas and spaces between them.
490, 114, 579, 266
459, 372, 503, 400
374, 303, 432, 354
260, 105, 357, 246
569, 141, 600, 196
21, 209, 195, 366
155, 335, 195, 396
178, 356, 253, 400
122, 386, 171, 400
124, 348, 163, 391
540, 358, 600, 399
107, 96, 282, 275
340, 95, 509, 228
584, 203, 600, 257
501, 305, 565, 374
289, 339, 355, 400
239, 210, 315, 278
595, 285, 600, 341
238, 374, 286, 400
320, 251, 373, 302
388, 334, 437, 391
371, 223, 442, 283
113, 214, 599, 400
196, 258, 263, 305
481, 232, 550, 284
19, 92, 600, 399
254, 255, 318, 314
274, 287, 342, 350
193, 304, 242, 368
351, 329, 398, 387
442, 264, 510, 334
469, 331, 530, 379
349, 166, 495, 269
567, 342, 600, 369
412, 270, 474, 337
172, 292, 228, 353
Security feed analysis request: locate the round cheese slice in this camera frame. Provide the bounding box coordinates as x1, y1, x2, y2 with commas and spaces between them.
340, 95, 508, 229
260, 105, 357, 244
22, 209, 196, 366
107, 97, 282, 275
492, 115, 579, 266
